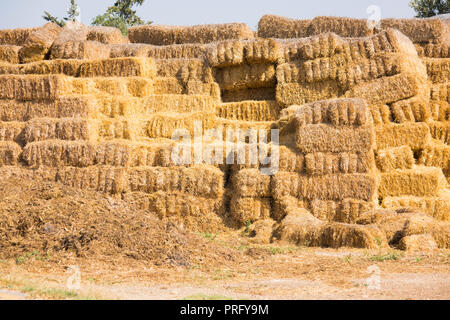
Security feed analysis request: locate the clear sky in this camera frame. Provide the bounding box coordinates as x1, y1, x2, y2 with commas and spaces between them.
0, 0, 416, 30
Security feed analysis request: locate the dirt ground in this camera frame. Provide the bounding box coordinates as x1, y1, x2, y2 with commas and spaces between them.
0, 170, 448, 300
0, 243, 449, 300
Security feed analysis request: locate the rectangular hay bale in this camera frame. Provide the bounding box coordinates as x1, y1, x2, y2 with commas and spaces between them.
129, 23, 254, 45
216, 100, 280, 122
271, 172, 377, 202
376, 146, 415, 172
0, 141, 22, 166
127, 165, 224, 198
375, 122, 431, 150
378, 166, 447, 198
296, 124, 374, 153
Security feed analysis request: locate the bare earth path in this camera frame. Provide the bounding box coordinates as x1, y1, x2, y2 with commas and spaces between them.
1, 246, 449, 300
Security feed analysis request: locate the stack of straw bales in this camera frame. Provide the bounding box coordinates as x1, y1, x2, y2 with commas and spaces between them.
275, 29, 428, 107
273, 98, 378, 227
0, 16, 448, 238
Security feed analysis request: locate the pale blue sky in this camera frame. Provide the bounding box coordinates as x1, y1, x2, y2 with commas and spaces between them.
0, 0, 416, 30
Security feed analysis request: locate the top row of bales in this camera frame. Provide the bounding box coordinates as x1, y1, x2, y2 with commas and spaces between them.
126, 16, 448, 47
0, 16, 447, 64
257, 15, 449, 45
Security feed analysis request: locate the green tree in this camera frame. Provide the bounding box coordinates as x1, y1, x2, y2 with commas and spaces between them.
92, 0, 151, 36
409, 0, 449, 18
66, 0, 81, 21
43, 0, 80, 27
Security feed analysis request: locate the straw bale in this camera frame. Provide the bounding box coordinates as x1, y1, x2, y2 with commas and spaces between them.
378, 166, 447, 198
230, 196, 271, 225
247, 219, 276, 244
155, 58, 212, 83
430, 83, 449, 103
401, 215, 450, 248
128, 191, 226, 232
416, 43, 449, 58
206, 40, 244, 67
53, 21, 89, 43
282, 98, 370, 127
380, 18, 449, 44
216, 100, 280, 121
418, 141, 450, 177
146, 112, 216, 139
428, 101, 449, 123
319, 223, 386, 249
122, 94, 216, 115
129, 23, 254, 45
98, 140, 178, 167
147, 43, 207, 59
271, 172, 377, 202
222, 87, 276, 102
391, 96, 432, 123
55, 165, 126, 194
244, 38, 281, 64
370, 104, 393, 125
257, 15, 312, 39
258, 15, 372, 39
0, 75, 69, 101
274, 211, 386, 248
0, 141, 22, 166
296, 124, 374, 153
79, 57, 156, 78
278, 146, 305, 173
0, 61, 20, 75
375, 122, 431, 150
335, 199, 376, 224
424, 58, 450, 83
23, 118, 97, 143
215, 63, 276, 91
19, 23, 61, 63
0, 45, 20, 64
427, 121, 449, 145
276, 81, 342, 107
382, 193, 450, 221
272, 195, 307, 222
307, 199, 338, 222
50, 41, 110, 60
109, 43, 151, 58
18, 59, 82, 77
308, 16, 374, 38
127, 165, 224, 198
87, 26, 128, 44
398, 234, 437, 252
376, 146, 415, 172
231, 169, 271, 198
1, 97, 94, 122
308, 198, 376, 223
296, 33, 346, 60
185, 80, 221, 99
152, 77, 183, 94
0, 121, 26, 142
0, 27, 37, 46
69, 77, 153, 97
49, 22, 109, 59
28, 139, 180, 168
273, 209, 324, 246
356, 209, 419, 243
98, 119, 141, 140
305, 152, 375, 175
22, 140, 95, 168
345, 74, 426, 106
